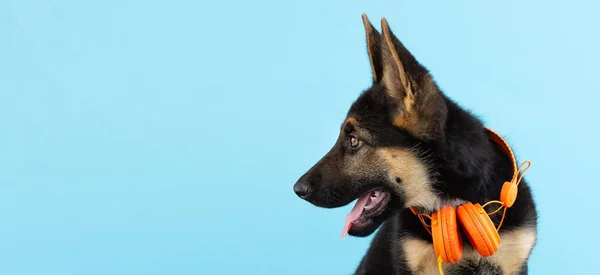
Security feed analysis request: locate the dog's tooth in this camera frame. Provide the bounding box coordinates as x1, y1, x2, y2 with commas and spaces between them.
364, 197, 372, 210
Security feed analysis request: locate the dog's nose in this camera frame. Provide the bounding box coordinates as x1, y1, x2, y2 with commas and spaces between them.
293, 181, 310, 198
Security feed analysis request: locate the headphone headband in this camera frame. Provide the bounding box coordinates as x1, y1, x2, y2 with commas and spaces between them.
484, 127, 518, 176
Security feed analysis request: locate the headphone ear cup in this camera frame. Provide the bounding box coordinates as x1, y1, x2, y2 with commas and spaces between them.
441, 206, 463, 263
457, 202, 500, 257
500, 181, 518, 208
432, 206, 463, 263
432, 212, 447, 262
473, 203, 501, 252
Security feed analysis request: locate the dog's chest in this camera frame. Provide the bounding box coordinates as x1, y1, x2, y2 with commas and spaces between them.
399, 227, 536, 275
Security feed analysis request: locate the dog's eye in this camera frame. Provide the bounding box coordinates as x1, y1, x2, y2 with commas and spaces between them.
350, 136, 360, 148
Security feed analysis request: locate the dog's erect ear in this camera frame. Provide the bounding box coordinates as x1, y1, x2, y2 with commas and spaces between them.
379, 17, 447, 140
361, 14, 382, 83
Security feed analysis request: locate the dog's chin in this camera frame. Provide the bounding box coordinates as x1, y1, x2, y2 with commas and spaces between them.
347, 214, 389, 237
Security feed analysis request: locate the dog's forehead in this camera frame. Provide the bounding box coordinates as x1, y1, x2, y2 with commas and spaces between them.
345, 92, 390, 129
348, 88, 380, 114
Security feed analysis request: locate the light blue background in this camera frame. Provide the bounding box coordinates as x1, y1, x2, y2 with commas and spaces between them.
1, 0, 598, 274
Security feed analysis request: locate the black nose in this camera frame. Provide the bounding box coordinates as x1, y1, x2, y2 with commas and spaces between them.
293, 181, 310, 198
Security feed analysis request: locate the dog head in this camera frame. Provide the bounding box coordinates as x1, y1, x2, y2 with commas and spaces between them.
293, 15, 459, 237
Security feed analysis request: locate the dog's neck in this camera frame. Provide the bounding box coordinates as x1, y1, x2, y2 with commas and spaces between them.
432, 105, 516, 206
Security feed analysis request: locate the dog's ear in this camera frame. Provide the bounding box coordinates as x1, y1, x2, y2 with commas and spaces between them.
361, 14, 383, 83
379, 17, 447, 140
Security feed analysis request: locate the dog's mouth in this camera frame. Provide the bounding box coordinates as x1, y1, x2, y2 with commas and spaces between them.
341, 189, 393, 238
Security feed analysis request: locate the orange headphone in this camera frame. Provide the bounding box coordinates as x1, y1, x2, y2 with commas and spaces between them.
409, 127, 531, 275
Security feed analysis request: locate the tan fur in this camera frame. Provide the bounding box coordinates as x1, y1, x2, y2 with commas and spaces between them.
488, 227, 537, 274
392, 115, 406, 129
381, 18, 413, 99
402, 237, 446, 275
391, 95, 417, 130
343, 117, 375, 144
378, 148, 464, 211
379, 18, 444, 140
401, 227, 536, 275
381, 17, 415, 124
344, 116, 358, 126
361, 14, 378, 82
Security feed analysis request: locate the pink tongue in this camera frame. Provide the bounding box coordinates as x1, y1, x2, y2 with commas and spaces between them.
341, 193, 371, 238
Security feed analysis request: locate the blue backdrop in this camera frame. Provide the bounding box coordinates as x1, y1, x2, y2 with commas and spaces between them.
1, 0, 598, 274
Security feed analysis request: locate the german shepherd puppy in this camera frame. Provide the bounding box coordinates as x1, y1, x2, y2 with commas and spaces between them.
293, 14, 537, 275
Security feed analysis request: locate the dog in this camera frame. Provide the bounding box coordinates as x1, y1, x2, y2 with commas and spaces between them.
293, 14, 538, 275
